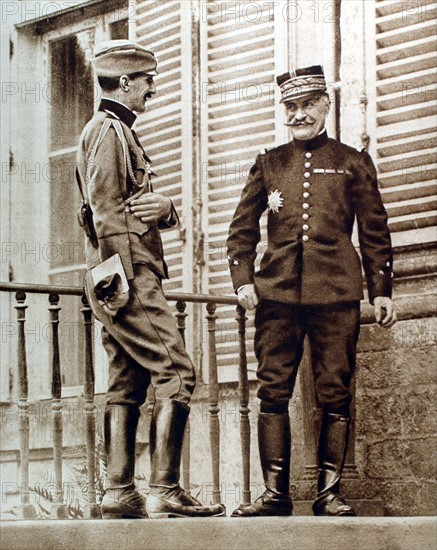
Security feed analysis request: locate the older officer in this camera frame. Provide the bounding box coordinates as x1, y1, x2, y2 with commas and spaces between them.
227, 66, 396, 517
76, 40, 224, 520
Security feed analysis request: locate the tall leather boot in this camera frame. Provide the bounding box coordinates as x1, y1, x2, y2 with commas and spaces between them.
312, 412, 356, 516
100, 404, 148, 519
146, 399, 225, 518
232, 412, 293, 517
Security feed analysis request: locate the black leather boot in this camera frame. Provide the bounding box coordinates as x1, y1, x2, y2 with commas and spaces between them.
232, 412, 293, 517
100, 405, 148, 519
146, 399, 225, 519
313, 413, 356, 516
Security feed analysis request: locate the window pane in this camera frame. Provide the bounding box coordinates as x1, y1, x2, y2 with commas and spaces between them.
110, 18, 129, 39
50, 30, 94, 151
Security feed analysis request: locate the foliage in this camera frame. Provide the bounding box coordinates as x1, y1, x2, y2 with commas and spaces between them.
28, 421, 107, 519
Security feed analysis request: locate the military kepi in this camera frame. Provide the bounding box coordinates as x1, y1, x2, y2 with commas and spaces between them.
93, 39, 158, 78
277, 65, 326, 104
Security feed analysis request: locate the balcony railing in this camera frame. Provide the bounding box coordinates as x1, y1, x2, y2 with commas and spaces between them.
0, 281, 251, 519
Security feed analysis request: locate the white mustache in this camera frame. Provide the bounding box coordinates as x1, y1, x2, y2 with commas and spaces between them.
284, 122, 312, 127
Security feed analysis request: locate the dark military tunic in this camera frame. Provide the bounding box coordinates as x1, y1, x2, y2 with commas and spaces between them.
226, 131, 394, 413
76, 99, 195, 407
227, 131, 393, 305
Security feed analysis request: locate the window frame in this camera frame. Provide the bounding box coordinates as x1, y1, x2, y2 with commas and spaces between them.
15, 4, 130, 397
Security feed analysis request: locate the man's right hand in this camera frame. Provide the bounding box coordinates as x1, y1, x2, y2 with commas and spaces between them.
129, 193, 172, 223
237, 284, 259, 310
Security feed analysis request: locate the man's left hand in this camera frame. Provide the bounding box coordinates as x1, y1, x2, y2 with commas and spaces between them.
129, 193, 172, 223
374, 296, 397, 328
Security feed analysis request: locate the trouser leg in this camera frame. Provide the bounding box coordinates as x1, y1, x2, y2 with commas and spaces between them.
307, 302, 360, 415
102, 327, 151, 407
232, 301, 304, 517
307, 303, 360, 516
255, 300, 306, 410
85, 265, 196, 406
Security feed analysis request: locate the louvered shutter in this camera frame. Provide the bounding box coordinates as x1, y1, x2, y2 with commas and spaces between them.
135, 0, 187, 292
375, 0, 437, 245
204, 1, 277, 381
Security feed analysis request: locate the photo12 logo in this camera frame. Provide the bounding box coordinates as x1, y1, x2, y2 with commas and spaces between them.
201, 2, 337, 24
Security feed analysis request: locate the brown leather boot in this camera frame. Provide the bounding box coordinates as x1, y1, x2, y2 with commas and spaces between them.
232, 412, 293, 517
100, 405, 148, 519
146, 399, 225, 519
312, 413, 356, 516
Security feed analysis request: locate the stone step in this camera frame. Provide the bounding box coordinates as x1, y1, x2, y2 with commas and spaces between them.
1, 516, 436, 550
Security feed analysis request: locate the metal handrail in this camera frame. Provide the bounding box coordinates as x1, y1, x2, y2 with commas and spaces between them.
0, 281, 239, 305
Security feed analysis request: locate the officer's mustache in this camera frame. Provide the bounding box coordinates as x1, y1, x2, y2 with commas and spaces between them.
284, 121, 313, 127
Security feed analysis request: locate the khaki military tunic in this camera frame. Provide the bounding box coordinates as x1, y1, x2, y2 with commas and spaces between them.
76, 99, 195, 406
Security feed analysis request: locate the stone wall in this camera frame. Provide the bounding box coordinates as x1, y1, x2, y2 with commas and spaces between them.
354, 243, 437, 516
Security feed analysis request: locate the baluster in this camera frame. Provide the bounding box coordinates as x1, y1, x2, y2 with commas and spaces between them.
175, 300, 188, 343
146, 387, 155, 490
344, 374, 359, 478
15, 291, 35, 519
175, 300, 191, 491
206, 302, 221, 505
300, 346, 320, 480
81, 294, 100, 519
48, 292, 68, 519
236, 305, 251, 506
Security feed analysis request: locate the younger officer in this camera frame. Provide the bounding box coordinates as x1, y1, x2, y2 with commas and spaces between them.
227, 66, 396, 517
76, 40, 224, 520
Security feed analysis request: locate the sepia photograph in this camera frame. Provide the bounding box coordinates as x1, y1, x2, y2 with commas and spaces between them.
0, 1, 436, 548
